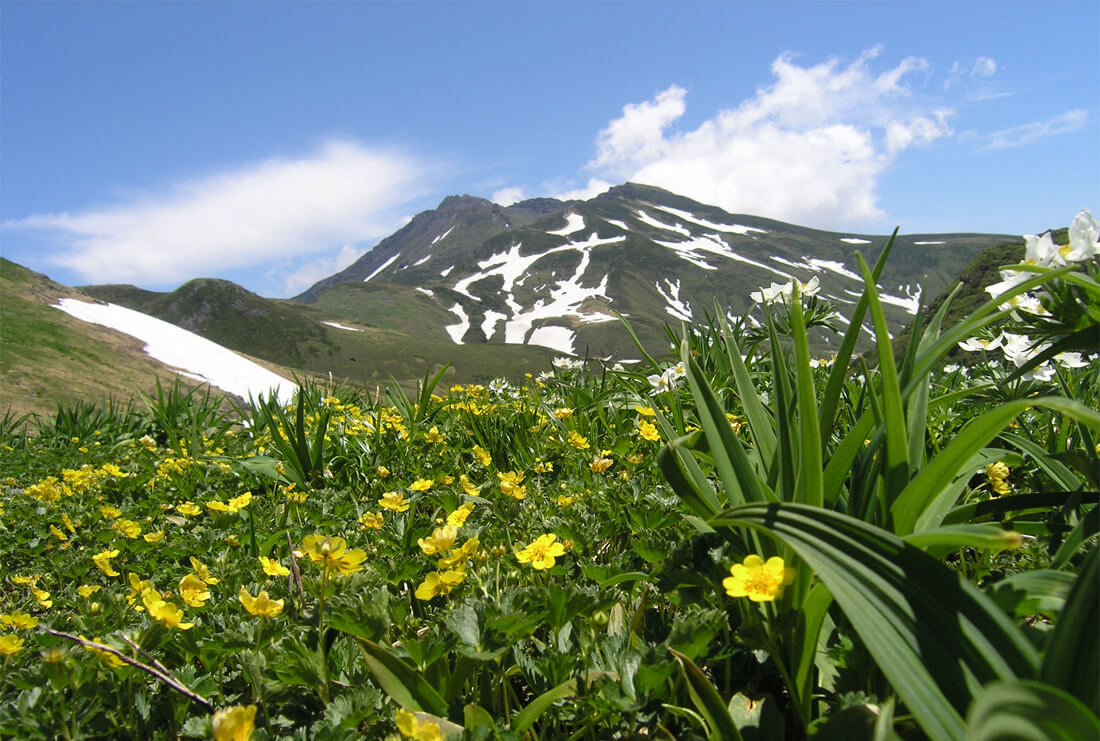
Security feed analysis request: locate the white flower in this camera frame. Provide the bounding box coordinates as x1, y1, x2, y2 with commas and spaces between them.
750, 277, 820, 304
1064, 208, 1100, 262
1000, 332, 1052, 368
1024, 232, 1060, 266
958, 334, 1003, 352
552, 357, 582, 371
647, 362, 687, 396
1055, 352, 1089, 369
1025, 363, 1056, 382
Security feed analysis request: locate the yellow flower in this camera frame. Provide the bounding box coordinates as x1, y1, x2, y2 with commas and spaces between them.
637, 420, 660, 442
359, 511, 384, 530
567, 431, 590, 450
553, 407, 573, 419
438, 473, 454, 485
112, 518, 142, 538
190, 557, 219, 585
229, 491, 253, 511
0, 611, 37, 630
178, 574, 211, 608
418, 525, 458, 556
395, 708, 444, 741
446, 503, 475, 528
472, 445, 492, 467
99, 505, 121, 519
212, 704, 257, 741
409, 478, 434, 492
175, 501, 201, 516
0, 634, 26, 657
556, 494, 576, 507
31, 586, 52, 608
239, 587, 284, 618
143, 530, 165, 543
588, 457, 614, 473
515, 534, 566, 570
533, 459, 553, 474
425, 426, 445, 443
259, 556, 291, 577
497, 471, 526, 500
49, 524, 68, 541
301, 534, 367, 576
380, 491, 410, 512
437, 537, 479, 569
636, 406, 656, 417
985, 461, 1012, 497
127, 573, 156, 611
414, 569, 466, 600
376, 465, 391, 478
82, 635, 125, 667
459, 475, 480, 497
78, 585, 101, 598
147, 597, 194, 630
723, 555, 795, 602
61, 512, 77, 532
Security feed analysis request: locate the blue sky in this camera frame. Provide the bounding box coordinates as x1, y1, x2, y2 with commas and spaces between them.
3, 1, 1097, 298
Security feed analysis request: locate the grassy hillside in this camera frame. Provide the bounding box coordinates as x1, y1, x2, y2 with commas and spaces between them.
0, 259, 209, 418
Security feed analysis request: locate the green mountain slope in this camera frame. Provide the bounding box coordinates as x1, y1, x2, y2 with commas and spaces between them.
0, 259, 209, 418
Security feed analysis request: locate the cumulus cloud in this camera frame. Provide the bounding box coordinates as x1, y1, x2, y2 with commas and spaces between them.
972, 109, 1088, 150
491, 186, 527, 206
585, 49, 953, 229
5, 140, 432, 287
550, 178, 613, 202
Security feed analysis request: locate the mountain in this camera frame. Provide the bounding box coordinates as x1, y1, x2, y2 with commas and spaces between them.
295, 183, 1016, 359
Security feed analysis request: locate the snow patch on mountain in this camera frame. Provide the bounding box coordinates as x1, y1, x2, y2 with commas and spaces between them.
604, 218, 630, 231
840, 237, 872, 245
364, 254, 400, 282
527, 326, 575, 354
482, 310, 507, 341
415, 287, 434, 297
440, 265, 454, 277
445, 304, 470, 343
431, 227, 454, 245
413, 254, 431, 266
55, 299, 296, 403
323, 321, 363, 332
654, 205, 767, 236
808, 258, 861, 281
913, 240, 946, 245
655, 235, 793, 279
547, 213, 586, 236
655, 278, 693, 321
635, 209, 691, 237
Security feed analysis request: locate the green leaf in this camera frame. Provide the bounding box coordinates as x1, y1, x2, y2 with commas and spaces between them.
1041, 547, 1098, 715
789, 280, 822, 508
717, 310, 776, 466
670, 648, 745, 741
857, 254, 909, 506
357, 639, 448, 716
985, 569, 1077, 619
902, 524, 1026, 555
965, 679, 1099, 740
819, 229, 897, 445
682, 345, 769, 507
710, 503, 1040, 741
893, 397, 1100, 535
509, 672, 616, 734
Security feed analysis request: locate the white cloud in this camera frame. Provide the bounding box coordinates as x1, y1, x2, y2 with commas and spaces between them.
278, 243, 363, 296
491, 186, 527, 206
972, 56, 997, 77
974, 110, 1088, 150
5, 140, 432, 287
551, 178, 613, 202
585, 49, 952, 228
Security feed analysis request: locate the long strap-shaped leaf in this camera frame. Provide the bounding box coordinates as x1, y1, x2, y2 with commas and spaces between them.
857, 254, 910, 508
892, 397, 1100, 535
1040, 546, 1098, 716
710, 503, 1040, 741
